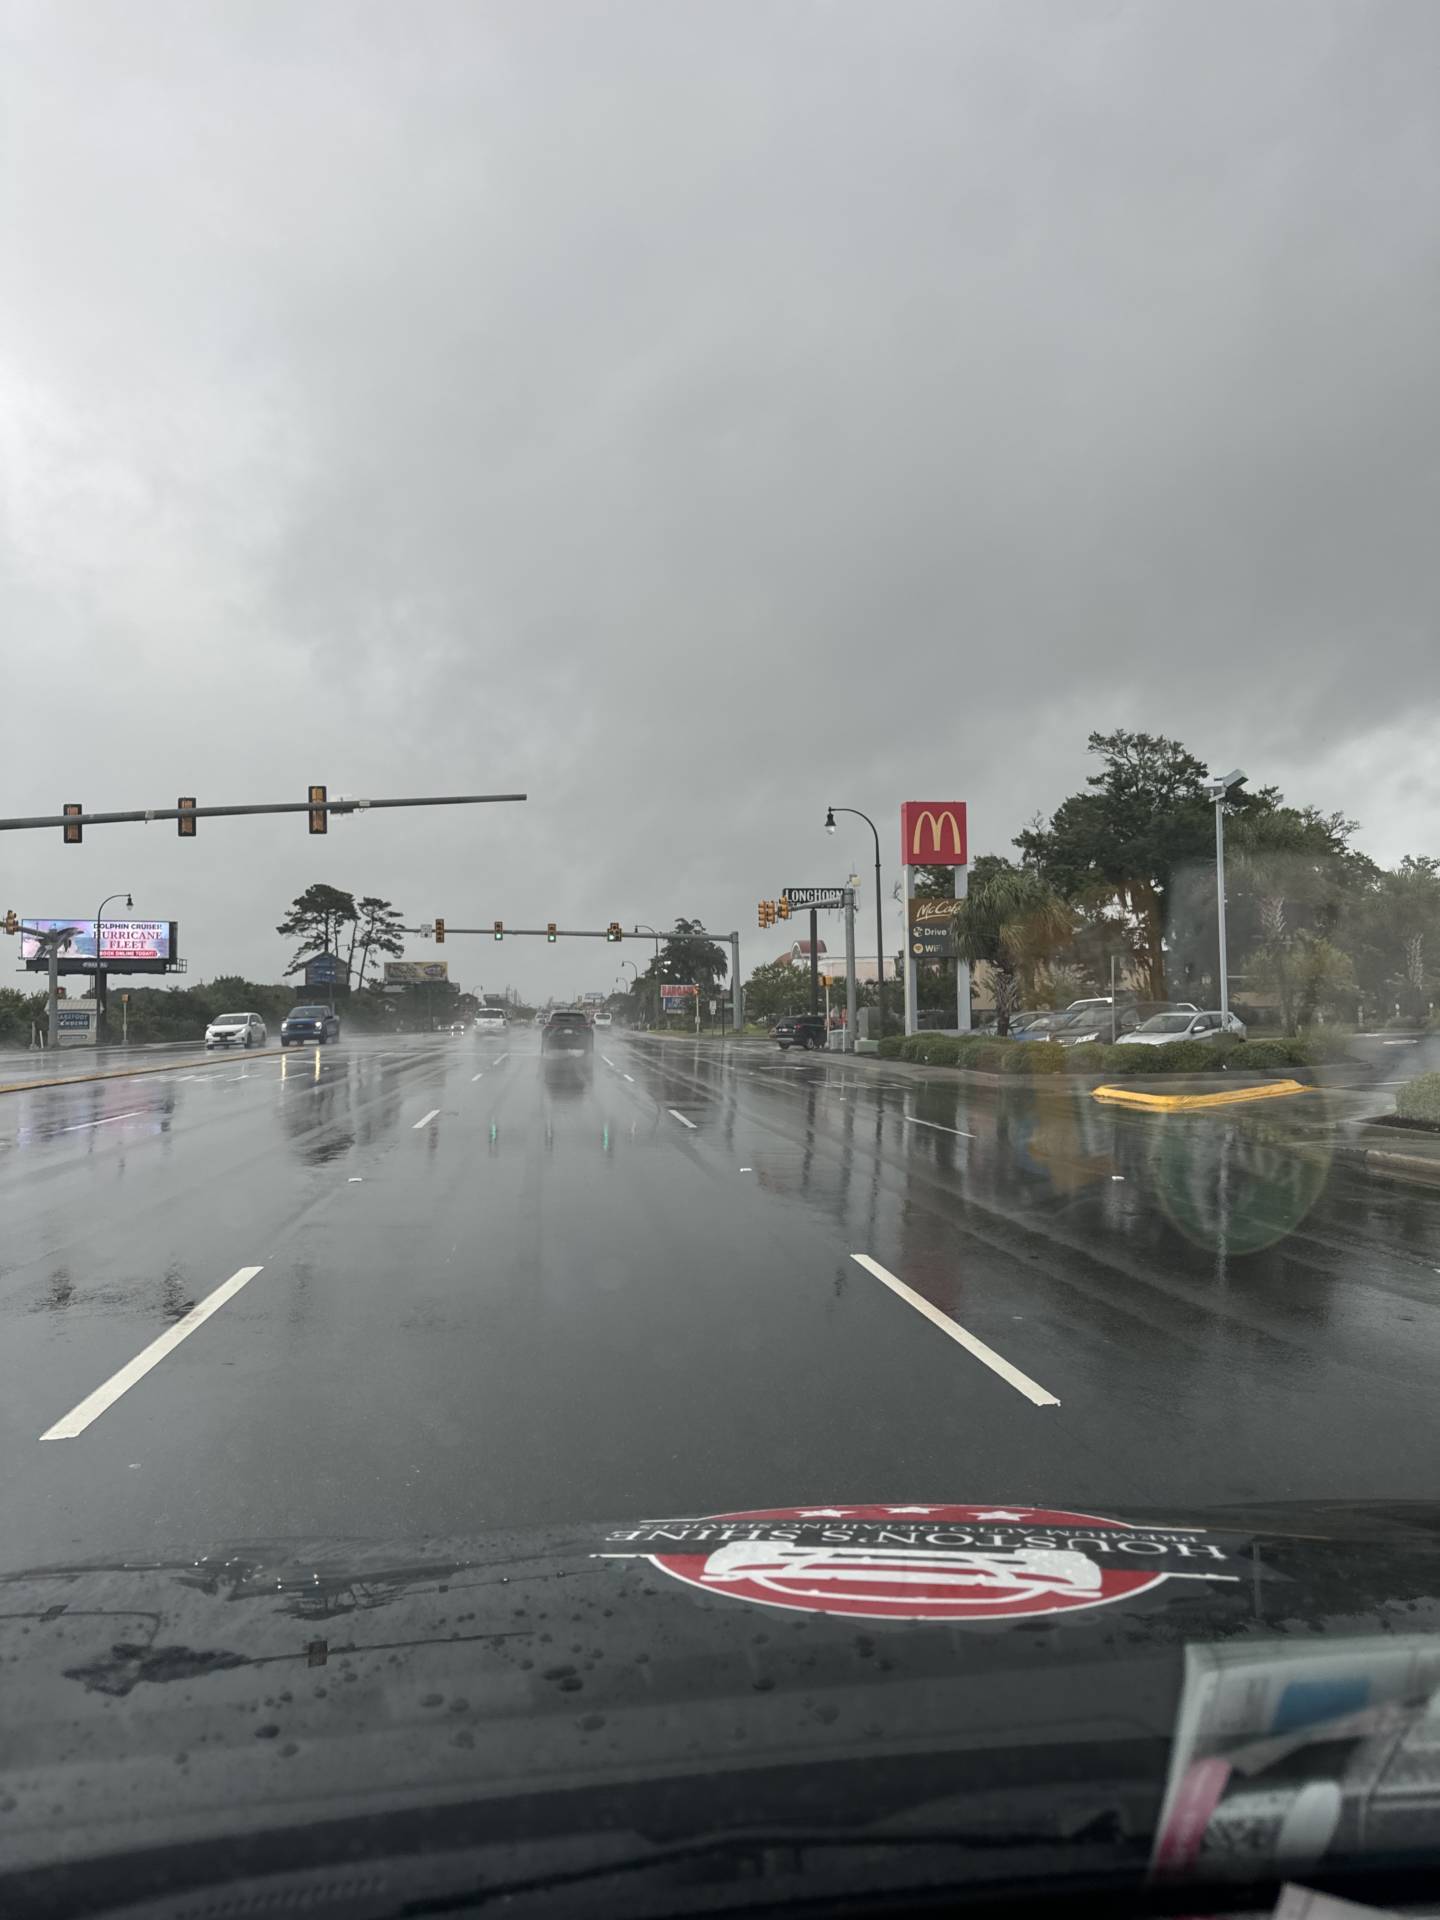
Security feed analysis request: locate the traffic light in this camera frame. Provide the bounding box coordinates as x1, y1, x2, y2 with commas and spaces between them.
776, 896, 791, 921
435, 918, 446, 944
546, 922, 557, 943
758, 900, 777, 928
63, 802, 83, 845
493, 921, 504, 941
606, 921, 622, 943
178, 796, 197, 838
3, 910, 18, 935
308, 785, 327, 834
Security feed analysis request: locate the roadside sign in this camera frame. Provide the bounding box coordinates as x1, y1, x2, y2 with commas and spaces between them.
305, 953, 340, 986
782, 887, 847, 909
384, 960, 449, 983
908, 895, 961, 959
901, 802, 968, 867
661, 984, 698, 1012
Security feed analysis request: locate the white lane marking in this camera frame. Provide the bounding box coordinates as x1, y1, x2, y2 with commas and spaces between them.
850, 1254, 1060, 1408
54, 1107, 152, 1134
602, 1055, 616, 1066
40, 1265, 265, 1441
493, 1053, 509, 1065
471, 1072, 484, 1082
413, 1108, 440, 1129
669, 1109, 697, 1129
904, 1114, 976, 1140
623, 1073, 635, 1082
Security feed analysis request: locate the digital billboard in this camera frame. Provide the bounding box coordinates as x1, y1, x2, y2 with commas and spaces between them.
20, 919, 178, 974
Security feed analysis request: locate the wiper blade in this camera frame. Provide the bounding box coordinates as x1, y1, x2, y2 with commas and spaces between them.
401, 1814, 1130, 1915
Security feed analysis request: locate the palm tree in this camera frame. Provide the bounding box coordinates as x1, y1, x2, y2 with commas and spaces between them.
952, 865, 1074, 1035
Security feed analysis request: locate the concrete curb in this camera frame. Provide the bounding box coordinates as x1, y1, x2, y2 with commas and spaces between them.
0, 1047, 284, 1096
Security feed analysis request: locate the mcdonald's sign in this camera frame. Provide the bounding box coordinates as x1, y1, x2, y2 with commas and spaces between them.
900, 801, 967, 867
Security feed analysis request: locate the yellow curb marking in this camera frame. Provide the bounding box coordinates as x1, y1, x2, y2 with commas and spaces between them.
1091, 1079, 1313, 1111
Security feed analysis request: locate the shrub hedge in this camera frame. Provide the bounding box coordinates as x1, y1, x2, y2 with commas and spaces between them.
871, 1032, 1314, 1077
1394, 1073, 1440, 1126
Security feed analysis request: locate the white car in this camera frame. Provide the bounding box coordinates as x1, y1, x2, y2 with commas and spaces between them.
473, 1008, 507, 1039
205, 1011, 267, 1050
1116, 1009, 1245, 1046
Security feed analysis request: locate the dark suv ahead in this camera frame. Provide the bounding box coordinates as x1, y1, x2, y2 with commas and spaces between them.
542, 1009, 594, 1057
280, 1005, 341, 1047
773, 1013, 829, 1051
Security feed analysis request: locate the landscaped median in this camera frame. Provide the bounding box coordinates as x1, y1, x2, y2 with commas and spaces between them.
875, 1030, 1322, 1078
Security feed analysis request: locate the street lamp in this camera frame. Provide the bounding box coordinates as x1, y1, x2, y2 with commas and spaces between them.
1204, 769, 1246, 1023
93, 890, 133, 1046
633, 924, 663, 1029
825, 806, 887, 1036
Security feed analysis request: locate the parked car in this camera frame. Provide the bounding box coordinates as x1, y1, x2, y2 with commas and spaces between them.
204, 1011, 267, 1050
280, 1005, 341, 1047
1117, 1009, 1246, 1046
541, 1009, 595, 1056
773, 1013, 829, 1051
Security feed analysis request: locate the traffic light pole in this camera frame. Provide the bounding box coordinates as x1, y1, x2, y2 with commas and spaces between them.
427, 925, 744, 1034
0, 792, 527, 834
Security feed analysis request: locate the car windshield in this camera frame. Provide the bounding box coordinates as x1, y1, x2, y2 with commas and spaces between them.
7, 5, 1440, 1913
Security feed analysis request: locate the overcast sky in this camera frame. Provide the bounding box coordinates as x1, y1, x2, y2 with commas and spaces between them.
4, 0, 1438, 1001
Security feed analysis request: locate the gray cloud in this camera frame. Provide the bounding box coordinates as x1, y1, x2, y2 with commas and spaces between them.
5, 0, 1438, 997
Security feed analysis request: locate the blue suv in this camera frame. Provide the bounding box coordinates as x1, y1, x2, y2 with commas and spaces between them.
280, 1004, 341, 1047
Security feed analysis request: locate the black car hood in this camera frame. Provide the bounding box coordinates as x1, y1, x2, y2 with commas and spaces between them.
4, 1499, 1440, 1906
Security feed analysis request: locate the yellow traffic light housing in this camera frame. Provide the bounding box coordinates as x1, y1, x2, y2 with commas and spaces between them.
308, 785, 328, 834
178, 796, 197, 838
435, 918, 446, 944
63, 802, 83, 845
776, 896, 791, 920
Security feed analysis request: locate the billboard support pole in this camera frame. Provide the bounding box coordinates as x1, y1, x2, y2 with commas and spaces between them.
48, 945, 59, 1049
903, 865, 917, 1036
954, 865, 971, 1032
810, 909, 820, 1015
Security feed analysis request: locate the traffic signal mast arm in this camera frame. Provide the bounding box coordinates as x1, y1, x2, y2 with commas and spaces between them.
6, 792, 527, 835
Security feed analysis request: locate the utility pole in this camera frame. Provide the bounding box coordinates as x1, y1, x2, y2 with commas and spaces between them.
809, 908, 820, 1015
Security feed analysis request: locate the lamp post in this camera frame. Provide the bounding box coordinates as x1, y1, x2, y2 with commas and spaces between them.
1204, 769, 1246, 1025
93, 890, 133, 1046
633, 924, 663, 1029
825, 807, 887, 1036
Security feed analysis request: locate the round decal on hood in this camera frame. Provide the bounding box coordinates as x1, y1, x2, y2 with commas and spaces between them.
602, 1504, 1234, 1622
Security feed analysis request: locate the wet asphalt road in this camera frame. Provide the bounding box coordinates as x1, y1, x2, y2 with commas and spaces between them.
1, 1030, 1437, 1571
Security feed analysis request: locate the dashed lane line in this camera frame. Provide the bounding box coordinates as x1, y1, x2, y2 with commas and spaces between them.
904, 1114, 976, 1139
669, 1109, 698, 1129
413, 1108, 441, 1129
40, 1265, 266, 1441
850, 1254, 1060, 1408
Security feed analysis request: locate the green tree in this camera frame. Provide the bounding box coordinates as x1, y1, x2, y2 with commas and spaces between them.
1372, 857, 1440, 1020
951, 858, 1073, 1034
647, 918, 728, 1005
1017, 730, 1277, 999
277, 884, 358, 981
1228, 809, 1374, 1030
743, 959, 808, 1025
347, 896, 407, 991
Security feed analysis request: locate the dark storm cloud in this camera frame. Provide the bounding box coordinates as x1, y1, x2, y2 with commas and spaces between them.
4, 0, 1438, 992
